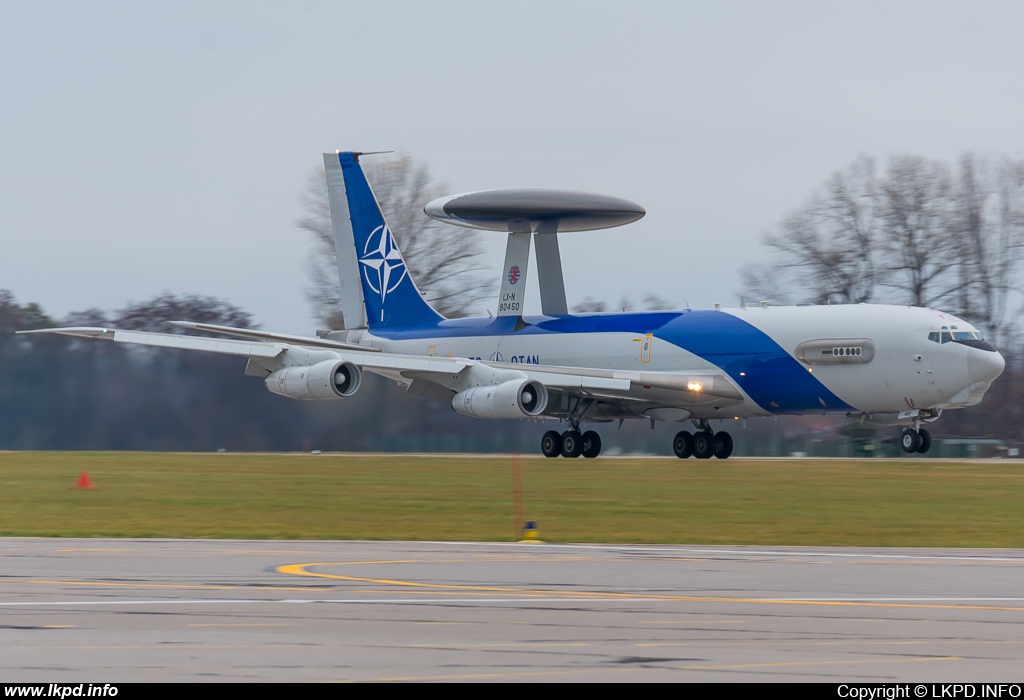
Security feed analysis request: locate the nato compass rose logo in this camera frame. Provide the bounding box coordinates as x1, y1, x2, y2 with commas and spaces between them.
508, 265, 521, 285
359, 224, 407, 321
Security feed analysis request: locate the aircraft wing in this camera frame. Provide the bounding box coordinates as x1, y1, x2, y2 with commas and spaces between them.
18, 326, 741, 408
16, 327, 288, 359
16, 326, 470, 373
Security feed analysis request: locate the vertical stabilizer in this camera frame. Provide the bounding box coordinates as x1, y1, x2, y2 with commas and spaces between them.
327, 151, 444, 330
323, 153, 367, 329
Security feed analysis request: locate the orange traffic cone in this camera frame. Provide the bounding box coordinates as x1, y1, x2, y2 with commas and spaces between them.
75, 470, 94, 489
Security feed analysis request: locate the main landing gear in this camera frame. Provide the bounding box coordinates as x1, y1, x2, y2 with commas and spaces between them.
541, 428, 602, 459
900, 427, 932, 454
540, 418, 734, 459
673, 419, 733, 459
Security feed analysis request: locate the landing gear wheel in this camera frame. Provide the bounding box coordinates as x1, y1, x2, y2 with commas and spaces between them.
915, 428, 931, 454
541, 430, 562, 458
561, 430, 583, 458
714, 431, 734, 459
581, 431, 602, 458
693, 431, 715, 459
673, 430, 694, 459
900, 428, 921, 454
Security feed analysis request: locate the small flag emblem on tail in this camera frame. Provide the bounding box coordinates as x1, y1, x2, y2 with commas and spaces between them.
508, 265, 521, 285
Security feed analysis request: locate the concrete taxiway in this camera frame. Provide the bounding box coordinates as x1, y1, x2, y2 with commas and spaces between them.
2, 539, 1024, 682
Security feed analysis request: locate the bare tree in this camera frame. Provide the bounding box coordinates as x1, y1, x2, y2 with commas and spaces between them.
300, 153, 494, 327
572, 296, 608, 313
739, 264, 795, 305
950, 154, 1024, 343
640, 292, 676, 310
571, 292, 676, 314
876, 155, 960, 307
745, 153, 1024, 331
113, 292, 255, 332
745, 156, 880, 305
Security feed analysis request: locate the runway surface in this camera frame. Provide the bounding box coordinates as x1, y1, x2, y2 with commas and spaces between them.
2, 539, 1024, 682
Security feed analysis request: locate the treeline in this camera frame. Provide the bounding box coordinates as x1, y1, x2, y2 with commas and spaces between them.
740, 153, 1024, 443
744, 153, 1024, 345
0, 290, 552, 452
2, 286, 1017, 453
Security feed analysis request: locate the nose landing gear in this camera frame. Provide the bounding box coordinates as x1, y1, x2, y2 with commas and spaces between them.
900, 427, 932, 454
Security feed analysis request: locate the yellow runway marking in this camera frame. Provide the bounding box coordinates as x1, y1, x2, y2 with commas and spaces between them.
16, 579, 331, 592
268, 558, 419, 565
279, 561, 1024, 612
15, 644, 307, 651
277, 562, 526, 594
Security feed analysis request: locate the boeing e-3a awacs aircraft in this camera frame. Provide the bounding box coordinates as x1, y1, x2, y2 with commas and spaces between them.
21, 151, 1006, 458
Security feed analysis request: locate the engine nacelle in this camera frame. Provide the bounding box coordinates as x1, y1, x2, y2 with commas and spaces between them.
451, 379, 548, 419
265, 360, 361, 400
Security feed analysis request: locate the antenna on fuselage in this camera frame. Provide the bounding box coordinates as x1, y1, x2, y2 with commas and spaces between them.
424, 189, 646, 320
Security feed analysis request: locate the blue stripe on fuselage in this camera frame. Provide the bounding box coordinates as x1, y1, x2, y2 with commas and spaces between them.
370, 310, 852, 413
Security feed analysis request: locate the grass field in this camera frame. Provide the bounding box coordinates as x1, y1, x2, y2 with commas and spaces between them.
2, 452, 1023, 546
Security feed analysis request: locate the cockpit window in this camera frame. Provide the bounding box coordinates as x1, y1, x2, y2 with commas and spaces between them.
935, 325, 996, 351
945, 326, 985, 341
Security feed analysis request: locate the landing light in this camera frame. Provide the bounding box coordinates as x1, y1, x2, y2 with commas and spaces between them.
687, 382, 702, 392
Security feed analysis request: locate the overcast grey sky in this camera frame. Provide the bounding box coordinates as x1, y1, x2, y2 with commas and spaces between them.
3, 1, 1023, 332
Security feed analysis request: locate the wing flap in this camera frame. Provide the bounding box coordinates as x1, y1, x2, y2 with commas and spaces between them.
522, 370, 630, 391
168, 321, 381, 352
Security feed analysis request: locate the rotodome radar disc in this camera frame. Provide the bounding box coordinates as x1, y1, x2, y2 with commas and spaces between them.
424, 189, 646, 232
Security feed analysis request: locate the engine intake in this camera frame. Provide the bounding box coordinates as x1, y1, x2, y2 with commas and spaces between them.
451, 379, 548, 419
265, 360, 361, 400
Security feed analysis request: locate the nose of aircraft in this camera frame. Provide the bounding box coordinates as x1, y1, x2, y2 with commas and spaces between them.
968, 347, 1006, 384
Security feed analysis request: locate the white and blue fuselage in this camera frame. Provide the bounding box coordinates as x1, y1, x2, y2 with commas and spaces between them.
344, 304, 1004, 421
